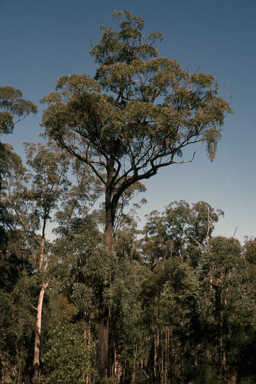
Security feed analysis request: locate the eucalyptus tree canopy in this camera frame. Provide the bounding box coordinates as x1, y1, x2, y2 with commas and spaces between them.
0, 86, 37, 136
41, 10, 232, 253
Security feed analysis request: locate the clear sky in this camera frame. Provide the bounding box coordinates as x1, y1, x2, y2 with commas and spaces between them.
1, 0, 255, 244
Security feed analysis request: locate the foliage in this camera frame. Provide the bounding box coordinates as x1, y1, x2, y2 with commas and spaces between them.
0, 86, 37, 135
54, 215, 109, 315
140, 200, 223, 269
0, 87, 37, 382
0, 226, 35, 383
40, 320, 95, 384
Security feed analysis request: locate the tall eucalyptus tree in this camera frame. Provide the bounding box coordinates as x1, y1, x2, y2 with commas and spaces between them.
41, 10, 232, 378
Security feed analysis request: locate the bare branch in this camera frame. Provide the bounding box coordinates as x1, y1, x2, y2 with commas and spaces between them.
189, 234, 208, 253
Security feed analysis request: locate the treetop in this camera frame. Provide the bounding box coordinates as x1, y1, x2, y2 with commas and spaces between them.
41, 10, 233, 205
0, 86, 37, 136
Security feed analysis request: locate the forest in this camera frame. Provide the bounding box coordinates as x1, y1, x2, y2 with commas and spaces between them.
1, 10, 256, 384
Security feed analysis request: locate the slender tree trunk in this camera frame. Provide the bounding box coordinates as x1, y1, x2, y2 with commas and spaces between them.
164, 328, 169, 384
97, 172, 117, 380
85, 317, 91, 384
154, 326, 160, 384
97, 218, 113, 380
97, 303, 110, 380
132, 343, 137, 384
32, 281, 49, 384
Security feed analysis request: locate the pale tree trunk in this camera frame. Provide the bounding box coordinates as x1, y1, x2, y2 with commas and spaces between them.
32, 281, 49, 384
32, 239, 49, 384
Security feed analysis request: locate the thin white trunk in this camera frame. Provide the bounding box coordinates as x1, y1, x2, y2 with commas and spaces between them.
32, 281, 49, 384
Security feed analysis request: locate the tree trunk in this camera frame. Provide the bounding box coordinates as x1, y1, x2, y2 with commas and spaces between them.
32, 281, 49, 384
97, 218, 113, 380
132, 343, 137, 384
154, 326, 160, 383
97, 176, 116, 380
97, 303, 110, 381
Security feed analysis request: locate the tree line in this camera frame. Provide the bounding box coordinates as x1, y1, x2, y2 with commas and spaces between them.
1, 10, 255, 384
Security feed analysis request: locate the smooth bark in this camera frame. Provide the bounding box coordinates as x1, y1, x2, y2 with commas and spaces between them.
32, 281, 49, 384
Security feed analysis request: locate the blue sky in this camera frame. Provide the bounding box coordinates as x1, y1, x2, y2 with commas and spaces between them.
1, 0, 255, 243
